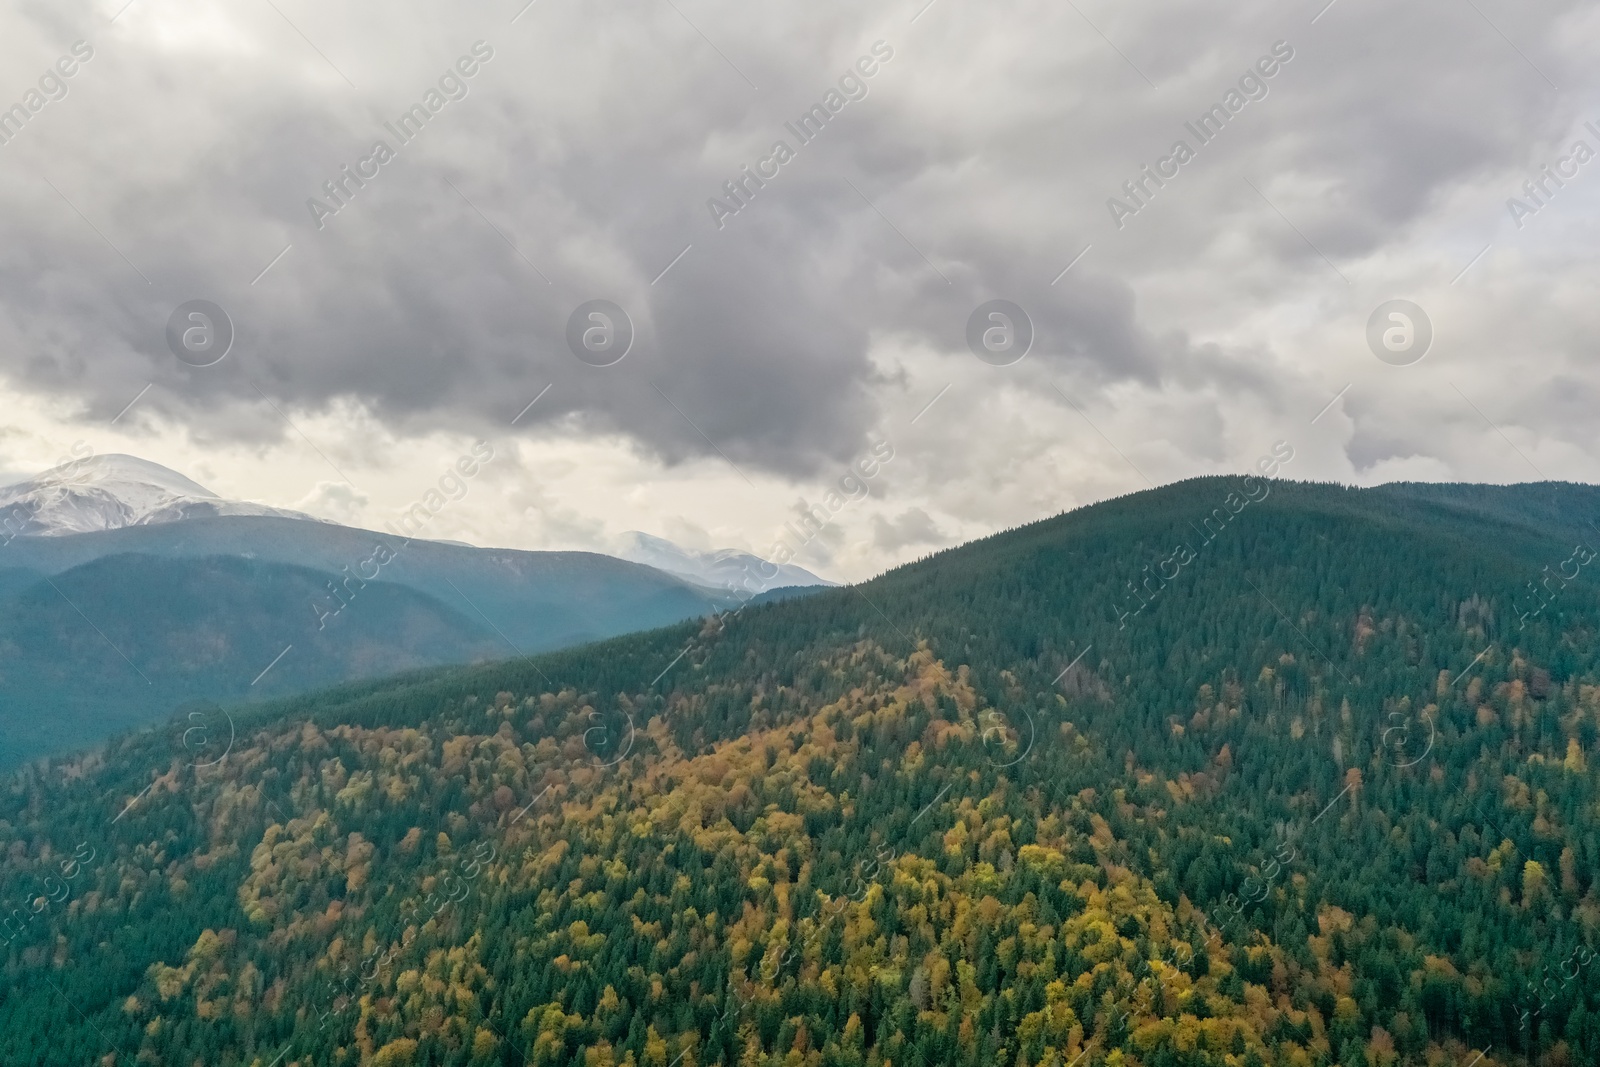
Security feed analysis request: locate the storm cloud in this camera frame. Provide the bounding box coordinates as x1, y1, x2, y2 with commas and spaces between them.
0, 0, 1596, 575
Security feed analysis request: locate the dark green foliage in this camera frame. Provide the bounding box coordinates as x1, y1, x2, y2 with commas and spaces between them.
3, 477, 1599, 1067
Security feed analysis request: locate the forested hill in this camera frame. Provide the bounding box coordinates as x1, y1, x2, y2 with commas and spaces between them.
5, 476, 1600, 1067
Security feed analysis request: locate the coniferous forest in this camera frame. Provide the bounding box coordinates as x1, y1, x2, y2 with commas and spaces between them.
5, 476, 1600, 1067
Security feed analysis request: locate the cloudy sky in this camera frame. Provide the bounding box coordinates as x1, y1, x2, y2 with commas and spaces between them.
0, 0, 1596, 581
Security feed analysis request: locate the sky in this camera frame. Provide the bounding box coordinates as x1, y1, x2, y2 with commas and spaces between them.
0, 0, 1596, 582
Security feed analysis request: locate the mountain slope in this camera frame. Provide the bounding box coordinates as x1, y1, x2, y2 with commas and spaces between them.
5, 477, 1600, 1067
0, 516, 738, 768
0, 553, 506, 767
0, 514, 733, 650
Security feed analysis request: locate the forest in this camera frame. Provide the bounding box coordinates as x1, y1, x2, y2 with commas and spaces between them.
3, 476, 1600, 1067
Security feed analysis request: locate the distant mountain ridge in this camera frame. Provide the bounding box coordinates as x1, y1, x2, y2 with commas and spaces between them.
0, 455, 829, 768
615, 530, 834, 593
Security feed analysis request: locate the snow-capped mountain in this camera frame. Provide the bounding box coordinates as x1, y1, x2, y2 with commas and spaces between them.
0, 453, 315, 536
616, 531, 834, 593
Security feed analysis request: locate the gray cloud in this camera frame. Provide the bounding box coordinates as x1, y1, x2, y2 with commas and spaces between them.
0, 0, 1596, 492
871, 506, 945, 552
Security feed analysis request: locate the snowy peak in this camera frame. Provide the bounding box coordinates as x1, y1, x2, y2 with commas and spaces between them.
616, 531, 834, 593
0, 453, 314, 537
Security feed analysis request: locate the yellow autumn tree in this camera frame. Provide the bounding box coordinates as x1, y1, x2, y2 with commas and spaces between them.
1523, 860, 1549, 907
471, 1028, 497, 1060
371, 1037, 418, 1067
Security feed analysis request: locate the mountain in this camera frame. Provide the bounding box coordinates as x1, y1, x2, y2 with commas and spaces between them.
0, 453, 316, 535
615, 530, 834, 593
7, 476, 1600, 1066
0, 553, 504, 763
0, 459, 759, 769
0, 514, 745, 654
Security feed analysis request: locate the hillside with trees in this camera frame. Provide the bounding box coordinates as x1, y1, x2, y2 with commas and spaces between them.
4, 476, 1600, 1067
